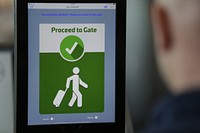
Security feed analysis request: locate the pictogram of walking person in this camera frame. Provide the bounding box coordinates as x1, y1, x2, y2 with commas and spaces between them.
66, 67, 88, 108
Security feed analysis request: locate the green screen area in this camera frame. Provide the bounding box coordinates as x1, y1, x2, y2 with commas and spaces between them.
39, 53, 104, 114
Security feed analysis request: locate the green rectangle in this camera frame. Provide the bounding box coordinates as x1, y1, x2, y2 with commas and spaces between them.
39, 53, 104, 114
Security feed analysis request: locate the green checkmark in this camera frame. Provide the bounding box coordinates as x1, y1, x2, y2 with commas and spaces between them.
60, 35, 84, 62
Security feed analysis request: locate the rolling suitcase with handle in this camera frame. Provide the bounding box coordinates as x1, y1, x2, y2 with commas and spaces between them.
53, 88, 68, 107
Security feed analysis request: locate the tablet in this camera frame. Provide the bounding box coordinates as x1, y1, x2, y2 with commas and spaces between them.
15, 0, 126, 133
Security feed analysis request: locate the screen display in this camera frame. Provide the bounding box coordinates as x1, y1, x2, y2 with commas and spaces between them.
28, 3, 116, 125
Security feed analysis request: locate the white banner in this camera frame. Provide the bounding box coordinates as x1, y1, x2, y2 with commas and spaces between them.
39, 24, 105, 53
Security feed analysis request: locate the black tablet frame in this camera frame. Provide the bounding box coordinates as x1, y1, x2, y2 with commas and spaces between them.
15, 0, 126, 133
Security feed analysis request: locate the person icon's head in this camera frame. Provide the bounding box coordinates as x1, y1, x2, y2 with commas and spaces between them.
73, 67, 80, 75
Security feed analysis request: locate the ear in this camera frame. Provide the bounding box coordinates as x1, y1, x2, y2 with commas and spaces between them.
150, 4, 172, 53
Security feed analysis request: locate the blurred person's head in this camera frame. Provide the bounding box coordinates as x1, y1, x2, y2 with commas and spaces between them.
151, 0, 200, 94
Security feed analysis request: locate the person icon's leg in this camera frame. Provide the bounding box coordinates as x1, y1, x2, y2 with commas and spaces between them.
76, 91, 82, 107
68, 92, 77, 107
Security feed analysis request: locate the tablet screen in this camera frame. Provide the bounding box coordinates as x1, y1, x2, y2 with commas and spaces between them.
28, 3, 116, 126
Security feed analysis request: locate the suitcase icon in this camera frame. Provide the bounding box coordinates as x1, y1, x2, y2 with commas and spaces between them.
53, 88, 68, 108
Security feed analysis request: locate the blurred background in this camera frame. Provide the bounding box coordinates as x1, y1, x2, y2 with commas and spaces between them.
0, 0, 168, 133
0, 0, 13, 46
126, 0, 167, 132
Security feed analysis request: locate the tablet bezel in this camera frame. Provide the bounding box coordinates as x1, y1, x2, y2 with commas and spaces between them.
15, 0, 126, 133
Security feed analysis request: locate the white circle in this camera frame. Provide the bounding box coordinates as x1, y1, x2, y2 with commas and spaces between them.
73, 67, 80, 74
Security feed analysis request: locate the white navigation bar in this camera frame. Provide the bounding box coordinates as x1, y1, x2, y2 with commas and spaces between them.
28, 3, 116, 9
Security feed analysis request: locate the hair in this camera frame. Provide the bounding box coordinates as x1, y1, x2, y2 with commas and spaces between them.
149, 0, 154, 6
